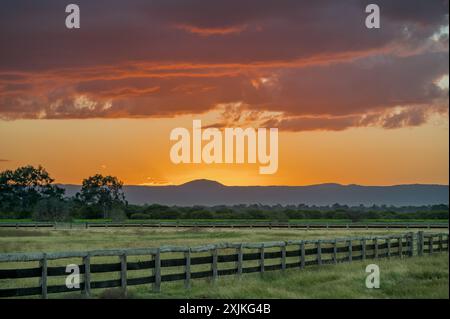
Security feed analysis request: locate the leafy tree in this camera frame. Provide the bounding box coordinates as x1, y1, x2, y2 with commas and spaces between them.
110, 206, 127, 222
190, 210, 214, 219
76, 174, 127, 219
0, 165, 64, 217
33, 197, 71, 221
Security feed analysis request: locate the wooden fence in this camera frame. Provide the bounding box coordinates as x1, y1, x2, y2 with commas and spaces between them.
0, 231, 448, 298
0, 221, 448, 230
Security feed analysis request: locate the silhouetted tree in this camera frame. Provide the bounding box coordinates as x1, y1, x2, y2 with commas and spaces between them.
33, 197, 71, 221
76, 174, 127, 219
0, 165, 64, 217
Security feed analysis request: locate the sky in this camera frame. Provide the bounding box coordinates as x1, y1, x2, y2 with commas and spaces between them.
0, 0, 448, 186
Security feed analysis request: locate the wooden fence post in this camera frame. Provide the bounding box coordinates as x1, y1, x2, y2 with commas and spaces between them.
348, 240, 352, 262
438, 234, 443, 252
374, 238, 378, 259
418, 231, 424, 256
39, 253, 48, 299
362, 239, 366, 261
386, 238, 391, 259
211, 248, 218, 282
408, 232, 414, 257
281, 244, 286, 271
429, 235, 433, 255
398, 236, 403, 258
445, 234, 449, 252
83, 254, 91, 297
317, 241, 322, 266
120, 253, 127, 296
300, 242, 305, 269
184, 250, 191, 289
236, 245, 243, 276
152, 249, 161, 292
333, 239, 338, 264
259, 246, 265, 274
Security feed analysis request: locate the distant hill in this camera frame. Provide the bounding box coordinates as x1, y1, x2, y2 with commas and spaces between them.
60, 179, 449, 206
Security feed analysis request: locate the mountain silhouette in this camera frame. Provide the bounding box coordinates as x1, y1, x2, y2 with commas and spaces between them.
179, 179, 225, 189
61, 180, 449, 206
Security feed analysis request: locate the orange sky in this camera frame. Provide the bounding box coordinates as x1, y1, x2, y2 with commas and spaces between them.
0, 1, 448, 186
0, 114, 448, 186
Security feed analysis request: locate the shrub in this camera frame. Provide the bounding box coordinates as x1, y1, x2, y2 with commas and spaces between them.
110, 207, 127, 222
190, 210, 214, 219
130, 213, 151, 219
32, 197, 71, 222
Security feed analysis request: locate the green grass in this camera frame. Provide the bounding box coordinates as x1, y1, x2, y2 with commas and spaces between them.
0, 227, 443, 253
0, 219, 34, 223
123, 254, 449, 299
0, 227, 448, 299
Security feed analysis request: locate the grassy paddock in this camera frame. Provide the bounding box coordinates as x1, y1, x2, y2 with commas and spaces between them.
123, 254, 449, 299
0, 227, 448, 299
0, 227, 445, 253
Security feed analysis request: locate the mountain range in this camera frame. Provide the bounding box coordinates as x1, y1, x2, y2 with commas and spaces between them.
60, 179, 449, 206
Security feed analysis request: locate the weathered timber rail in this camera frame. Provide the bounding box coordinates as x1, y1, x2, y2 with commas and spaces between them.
0, 231, 448, 298
0, 221, 448, 230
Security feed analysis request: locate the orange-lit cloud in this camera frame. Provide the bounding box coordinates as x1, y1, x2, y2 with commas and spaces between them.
1, 51, 447, 129
175, 24, 247, 36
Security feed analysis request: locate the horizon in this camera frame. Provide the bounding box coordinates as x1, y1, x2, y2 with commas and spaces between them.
59, 178, 449, 206
56, 178, 450, 188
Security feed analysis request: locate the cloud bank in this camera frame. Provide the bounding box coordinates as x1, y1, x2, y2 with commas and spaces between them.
0, 0, 448, 131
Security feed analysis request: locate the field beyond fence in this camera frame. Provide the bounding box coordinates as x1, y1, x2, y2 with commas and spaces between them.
0, 231, 448, 298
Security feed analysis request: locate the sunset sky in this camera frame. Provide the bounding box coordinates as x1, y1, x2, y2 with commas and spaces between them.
0, 0, 448, 186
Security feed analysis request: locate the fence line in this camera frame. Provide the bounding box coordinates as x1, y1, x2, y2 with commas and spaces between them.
0, 221, 448, 230
0, 231, 448, 298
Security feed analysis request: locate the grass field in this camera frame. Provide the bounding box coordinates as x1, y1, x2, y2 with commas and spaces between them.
0, 227, 448, 299
124, 254, 449, 299
0, 227, 444, 253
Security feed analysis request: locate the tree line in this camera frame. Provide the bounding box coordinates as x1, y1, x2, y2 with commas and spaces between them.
125, 204, 448, 221
0, 165, 126, 221
0, 165, 448, 221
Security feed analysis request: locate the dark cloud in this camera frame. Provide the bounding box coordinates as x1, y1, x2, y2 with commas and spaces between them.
0, 0, 448, 130
1, 0, 447, 69
265, 104, 448, 132
253, 52, 449, 116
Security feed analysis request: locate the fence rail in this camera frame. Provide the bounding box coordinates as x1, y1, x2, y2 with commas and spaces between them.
0, 231, 448, 298
0, 221, 448, 230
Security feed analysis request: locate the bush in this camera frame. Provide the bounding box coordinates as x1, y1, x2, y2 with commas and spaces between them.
110, 207, 126, 222
190, 210, 214, 219
130, 213, 151, 219
32, 197, 71, 222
